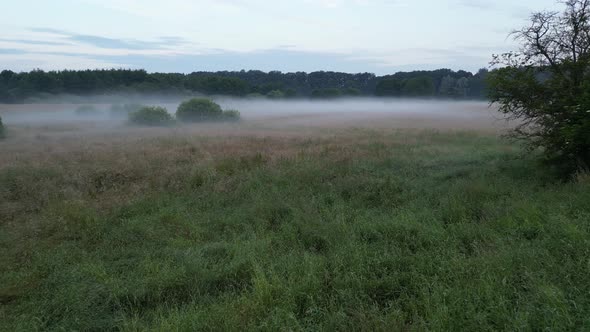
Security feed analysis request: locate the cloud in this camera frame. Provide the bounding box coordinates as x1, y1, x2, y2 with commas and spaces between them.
29, 27, 70, 35
0, 39, 70, 46
28, 27, 188, 50
0, 48, 27, 55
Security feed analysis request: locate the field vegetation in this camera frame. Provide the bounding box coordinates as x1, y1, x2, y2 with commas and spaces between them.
1, 121, 589, 330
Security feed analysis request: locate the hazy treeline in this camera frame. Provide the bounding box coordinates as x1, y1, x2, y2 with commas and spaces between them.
0, 68, 488, 103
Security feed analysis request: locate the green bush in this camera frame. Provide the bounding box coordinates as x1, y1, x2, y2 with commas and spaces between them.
176, 98, 224, 122
128, 106, 173, 126
222, 109, 241, 121
0, 116, 5, 139
75, 105, 100, 116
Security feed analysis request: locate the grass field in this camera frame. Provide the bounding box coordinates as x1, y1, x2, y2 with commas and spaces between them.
1, 108, 589, 330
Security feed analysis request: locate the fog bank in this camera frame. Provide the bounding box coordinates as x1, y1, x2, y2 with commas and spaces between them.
0, 98, 500, 126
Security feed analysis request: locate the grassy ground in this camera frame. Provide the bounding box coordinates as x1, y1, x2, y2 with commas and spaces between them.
1, 126, 589, 331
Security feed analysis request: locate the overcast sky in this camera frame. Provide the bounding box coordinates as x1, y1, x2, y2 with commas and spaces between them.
0, 0, 561, 74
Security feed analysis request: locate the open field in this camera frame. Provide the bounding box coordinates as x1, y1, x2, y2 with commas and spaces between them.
1, 101, 589, 330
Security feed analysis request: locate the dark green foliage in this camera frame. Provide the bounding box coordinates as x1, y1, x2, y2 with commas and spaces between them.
468, 68, 489, 98
401, 76, 436, 96
128, 106, 173, 126
266, 90, 285, 99
222, 109, 241, 121
0, 116, 5, 139
311, 88, 342, 99
185, 75, 249, 96
375, 78, 403, 96
342, 87, 362, 96
0, 68, 489, 102
376, 69, 474, 97
176, 98, 224, 122
75, 105, 99, 116
488, 0, 590, 172
284, 88, 297, 98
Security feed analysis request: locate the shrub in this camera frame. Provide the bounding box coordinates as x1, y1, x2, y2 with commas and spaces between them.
0, 116, 5, 139
222, 109, 241, 121
176, 98, 223, 122
75, 105, 100, 116
128, 106, 173, 126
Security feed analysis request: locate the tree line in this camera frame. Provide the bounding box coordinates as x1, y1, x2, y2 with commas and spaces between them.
0, 68, 489, 103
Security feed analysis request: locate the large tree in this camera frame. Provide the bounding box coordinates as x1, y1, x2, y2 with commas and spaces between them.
488, 0, 590, 172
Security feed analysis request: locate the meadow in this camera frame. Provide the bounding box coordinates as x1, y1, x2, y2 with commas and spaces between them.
1, 100, 589, 331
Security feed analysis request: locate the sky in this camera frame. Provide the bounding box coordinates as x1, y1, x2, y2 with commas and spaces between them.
0, 0, 562, 75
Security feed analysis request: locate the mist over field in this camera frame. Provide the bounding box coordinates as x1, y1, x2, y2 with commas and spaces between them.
0, 98, 503, 130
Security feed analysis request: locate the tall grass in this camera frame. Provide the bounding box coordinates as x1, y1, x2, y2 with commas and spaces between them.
1, 129, 589, 330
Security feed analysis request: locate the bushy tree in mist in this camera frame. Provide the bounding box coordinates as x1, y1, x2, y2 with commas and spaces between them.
176, 98, 223, 122
222, 109, 241, 121
488, 0, 590, 172
128, 106, 173, 126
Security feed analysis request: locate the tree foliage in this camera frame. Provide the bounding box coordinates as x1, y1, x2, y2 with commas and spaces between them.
176, 98, 224, 122
222, 109, 241, 121
488, 0, 590, 171
0, 68, 489, 102
311, 88, 342, 99
128, 106, 173, 126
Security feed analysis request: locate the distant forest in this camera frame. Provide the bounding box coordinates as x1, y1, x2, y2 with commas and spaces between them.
0, 68, 489, 103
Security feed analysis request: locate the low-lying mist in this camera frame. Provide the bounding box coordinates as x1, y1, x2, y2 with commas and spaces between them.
0, 97, 502, 130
